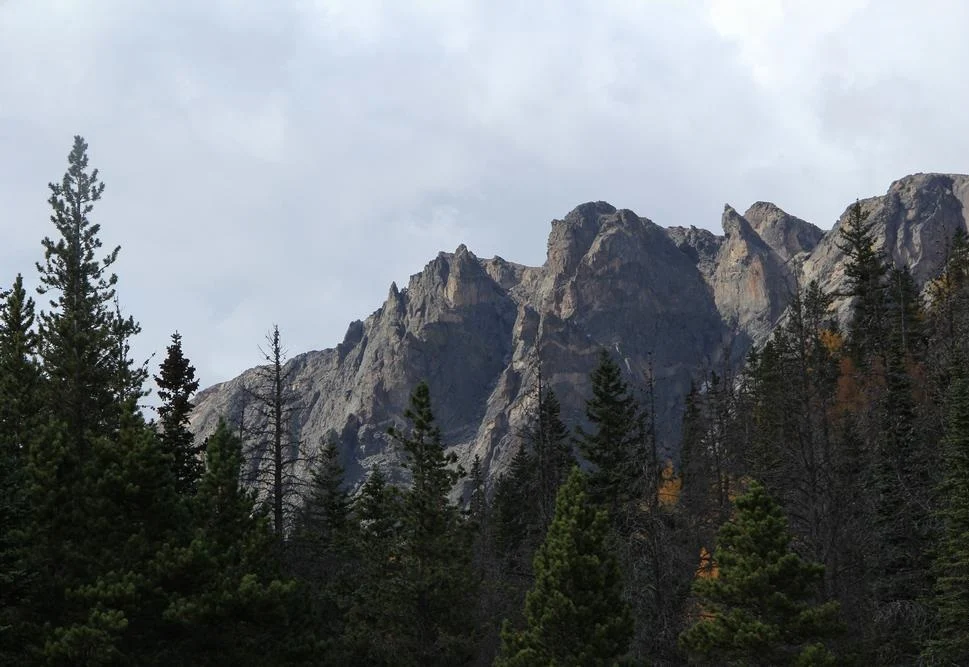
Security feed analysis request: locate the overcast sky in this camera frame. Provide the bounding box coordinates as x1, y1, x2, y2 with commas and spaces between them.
2, 0, 968, 393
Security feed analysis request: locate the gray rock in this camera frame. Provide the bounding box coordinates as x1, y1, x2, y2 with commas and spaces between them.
191, 173, 969, 493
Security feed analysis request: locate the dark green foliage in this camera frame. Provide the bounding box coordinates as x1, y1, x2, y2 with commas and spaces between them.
679, 481, 841, 665
527, 385, 573, 529
497, 467, 632, 666
0, 274, 40, 456
159, 420, 303, 666
926, 229, 969, 379
342, 467, 406, 664
925, 375, 969, 663
577, 349, 647, 520
492, 443, 536, 562
837, 200, 890, 364
154, 331, 201, 495
288, 439, 353, 652
340, 383, 474, 665
39, 403, 181, 664
384, 381, 475, 665
36, 136, 144, 443
0, 274, 40, 661
886, 265, 923, 357
295, 440, 350, 549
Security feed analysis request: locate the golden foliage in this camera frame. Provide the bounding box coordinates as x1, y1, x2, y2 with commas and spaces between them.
696, 546, 718, 581
819, 328, 844, 355
657, 460, 681, 508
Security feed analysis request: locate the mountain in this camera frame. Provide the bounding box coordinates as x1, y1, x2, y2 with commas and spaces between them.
190, 173, 969, 492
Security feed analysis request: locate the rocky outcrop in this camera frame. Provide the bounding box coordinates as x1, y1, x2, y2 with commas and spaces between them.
191, 173, 969, 491
743, 201, 823, 263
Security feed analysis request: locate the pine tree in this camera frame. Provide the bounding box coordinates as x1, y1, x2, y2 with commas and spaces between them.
924, 375, 969, 663
679, 481, 841, 665
159, 419, 303, 666
0, 274, 40, 661
527, 384, 573, 530
492, 443, 536, 562
385, 381, 475, 665
0, 274, 40, 457
154, 331, 201, 495
40, 402, 181, 665
837, 200, 890, 364
36, 135, 143, 443
23, 137, 149, 662
496, 467, 632, 667
577, 348, 647, 521
289, 438, 353, 646
342, 466, 406, 665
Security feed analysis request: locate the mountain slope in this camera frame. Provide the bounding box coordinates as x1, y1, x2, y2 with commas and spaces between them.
191, 173, 969, 489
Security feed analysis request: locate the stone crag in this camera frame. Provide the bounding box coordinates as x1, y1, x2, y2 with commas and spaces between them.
191, 173, 969, 492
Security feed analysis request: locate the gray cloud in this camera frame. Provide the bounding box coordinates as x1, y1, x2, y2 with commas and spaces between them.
1, 0, 968, 391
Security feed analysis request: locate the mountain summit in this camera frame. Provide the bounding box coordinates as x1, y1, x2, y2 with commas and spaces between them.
191, 173, 969, 489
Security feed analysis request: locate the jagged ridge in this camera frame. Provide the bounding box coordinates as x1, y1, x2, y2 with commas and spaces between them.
191, 173, 969, 491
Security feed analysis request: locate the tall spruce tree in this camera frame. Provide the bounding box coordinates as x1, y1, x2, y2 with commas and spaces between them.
342, 467, 405, 665
837, 200, 890, 364
576, 348, 647, 521
0, 274, 40, 457
288, 439, 353, 652
24, 137, 149, 662
0, 274, 40, 661
36, 135, 142, 442
41, 403, 182, 665
527, 383, 573, 530
496, 467, 632, 667
384, 381, 475, 666
154, 331, 201, 495
679, 481, 841, 665
492, 443, 536, 564
924, 374, 969, 663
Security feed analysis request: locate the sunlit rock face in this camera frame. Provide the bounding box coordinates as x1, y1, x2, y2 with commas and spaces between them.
191, 173, 969, 491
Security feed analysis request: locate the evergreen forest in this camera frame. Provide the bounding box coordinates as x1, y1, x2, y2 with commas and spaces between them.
5, 137, 969, 666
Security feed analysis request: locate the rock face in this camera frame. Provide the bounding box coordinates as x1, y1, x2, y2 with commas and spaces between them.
191, 173, 969, 491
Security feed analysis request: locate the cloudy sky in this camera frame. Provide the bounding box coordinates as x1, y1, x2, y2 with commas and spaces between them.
2, 0, 968, 392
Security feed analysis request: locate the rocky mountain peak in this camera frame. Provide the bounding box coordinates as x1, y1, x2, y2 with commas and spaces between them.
742, 201, 824, 262
546, 201, 618, 277
191, 173, 969, 494
711, 204, 792, 355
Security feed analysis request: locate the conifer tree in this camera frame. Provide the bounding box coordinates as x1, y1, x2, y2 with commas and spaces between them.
159, 419, 302, 665
36, 135, 143, 442
524, 382, 573, 530
837, 200, 889, 364
924, 375, 969, 663
926, 229, 969, 379
384, 381, 475, 665
497, 468, 632, 667
0, 274, 40, 456
154, 331, 201, 495
679, 481, 841, 665
41, 402, 181, 665
23, 137, 149, 661
492, 443, 536, 562
289, 439, 353, 647
342, 467, 405, 665
0, 274, 40, 661
577, 348, 647, 521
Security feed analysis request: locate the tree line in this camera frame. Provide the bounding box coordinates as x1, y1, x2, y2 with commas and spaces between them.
3, 137, 969, 665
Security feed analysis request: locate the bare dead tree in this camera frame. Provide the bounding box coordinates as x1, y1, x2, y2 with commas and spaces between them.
242, 325, 312, 543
